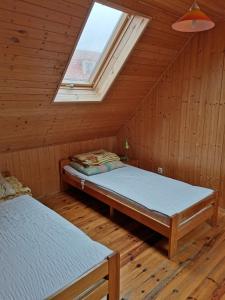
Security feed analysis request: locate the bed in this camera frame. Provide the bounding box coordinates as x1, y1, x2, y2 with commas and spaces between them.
60, 158, 219, 259
0, 194, 119, 300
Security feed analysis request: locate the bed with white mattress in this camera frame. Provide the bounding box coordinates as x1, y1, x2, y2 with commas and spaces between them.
60, 158, 219, 259
0, 195, 119, 300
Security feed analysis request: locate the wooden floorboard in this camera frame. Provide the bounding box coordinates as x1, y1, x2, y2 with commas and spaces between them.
42, 189, 225, 300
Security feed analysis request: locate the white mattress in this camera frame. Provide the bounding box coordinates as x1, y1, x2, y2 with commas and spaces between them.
64, 165, 214, 217
0, 195, 112, 300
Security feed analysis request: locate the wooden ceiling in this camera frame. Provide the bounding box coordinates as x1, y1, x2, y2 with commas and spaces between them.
0, 0, 225, 152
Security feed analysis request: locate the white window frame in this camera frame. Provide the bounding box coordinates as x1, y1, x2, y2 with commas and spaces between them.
54, 9, 149, 103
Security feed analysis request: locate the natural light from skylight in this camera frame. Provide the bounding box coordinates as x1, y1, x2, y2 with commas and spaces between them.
62, 2, 124, 85
54, 2, 149, 103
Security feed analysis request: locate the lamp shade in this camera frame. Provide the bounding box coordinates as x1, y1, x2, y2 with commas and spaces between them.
172, 2, 215, 32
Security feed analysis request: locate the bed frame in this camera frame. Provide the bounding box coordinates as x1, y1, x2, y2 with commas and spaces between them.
50, 251, 120, 300
60, 159, 219, 259
1, 171, 120, 300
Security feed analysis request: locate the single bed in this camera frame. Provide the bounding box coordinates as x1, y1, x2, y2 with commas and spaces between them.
0, 195, 119, 300
60, 158, 219, 259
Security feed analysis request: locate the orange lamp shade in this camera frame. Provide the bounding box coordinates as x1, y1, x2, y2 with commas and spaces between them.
172, 2, 215, 32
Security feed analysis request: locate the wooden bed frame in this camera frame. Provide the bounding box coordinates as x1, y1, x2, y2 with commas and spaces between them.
60, 159, 219, 259
1, 171, 120, 300
50, 251, 120, 300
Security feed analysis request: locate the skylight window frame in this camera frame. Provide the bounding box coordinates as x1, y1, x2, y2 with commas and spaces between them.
54, 2, 150, 103
87, 12, 129, 87
61, 9, 129, 89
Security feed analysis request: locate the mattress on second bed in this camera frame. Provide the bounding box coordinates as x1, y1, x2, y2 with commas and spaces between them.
0, 195, 112, 300
64, 164, 214, 217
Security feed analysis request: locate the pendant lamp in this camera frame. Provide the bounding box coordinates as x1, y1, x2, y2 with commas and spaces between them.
172, 2, 215, 32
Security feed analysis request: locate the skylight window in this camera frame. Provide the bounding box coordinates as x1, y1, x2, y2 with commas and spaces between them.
54, 2, 150, 103
63, 3, 124, 85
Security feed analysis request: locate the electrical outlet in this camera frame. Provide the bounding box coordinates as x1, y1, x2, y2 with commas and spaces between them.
157, 167, 163, 175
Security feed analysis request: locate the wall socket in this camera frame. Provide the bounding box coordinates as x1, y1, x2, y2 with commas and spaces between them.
157, 167, 164, 175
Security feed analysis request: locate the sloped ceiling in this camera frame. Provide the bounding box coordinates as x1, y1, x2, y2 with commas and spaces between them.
0, 0, 225, 152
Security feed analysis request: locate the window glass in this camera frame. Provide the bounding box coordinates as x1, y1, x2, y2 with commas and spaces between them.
62, 2, 124, 85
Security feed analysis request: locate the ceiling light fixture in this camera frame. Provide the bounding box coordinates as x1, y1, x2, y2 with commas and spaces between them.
172, 1, 215, 32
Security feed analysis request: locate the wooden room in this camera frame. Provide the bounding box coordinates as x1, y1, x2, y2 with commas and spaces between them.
0, 0, 225, 299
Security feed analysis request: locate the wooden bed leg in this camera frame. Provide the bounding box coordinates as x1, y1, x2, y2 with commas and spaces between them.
110, 207, 115, 218
60, 179, 69, 192
168, 214, 179, 259
107, 252, 120, 300
59, 160, 69, 192
209, 198, 219, 227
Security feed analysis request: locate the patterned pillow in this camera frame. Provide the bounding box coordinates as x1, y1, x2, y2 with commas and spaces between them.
70, 160, 125, 176
0, 173, 16, 200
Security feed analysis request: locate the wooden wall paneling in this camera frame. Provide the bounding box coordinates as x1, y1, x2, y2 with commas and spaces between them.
0, 0, 200, 152
0, 0, 88, 28
218, 51, 225, 204
183, 37, 202, 184
1, 0, 225, 194
0, 136, 117, 197
117, 23, 225, 208
209, 38, 225, 190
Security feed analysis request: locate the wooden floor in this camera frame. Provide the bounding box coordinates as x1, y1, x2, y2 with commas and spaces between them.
42, 189, 225, 300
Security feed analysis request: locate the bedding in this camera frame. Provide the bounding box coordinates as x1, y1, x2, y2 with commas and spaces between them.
72, 149, 120, 166
64, 164, 214, 217
0, 195, 112, 300
5, 176, 32, 196
0, 173, 15, 199
70, 160, 125, 176
0, 174, 31, 201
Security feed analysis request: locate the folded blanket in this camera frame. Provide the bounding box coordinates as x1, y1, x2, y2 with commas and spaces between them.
0, 173, 15, 200
72, 149, 120, 167
0, 174, 32, 201
5, 176, 32, 197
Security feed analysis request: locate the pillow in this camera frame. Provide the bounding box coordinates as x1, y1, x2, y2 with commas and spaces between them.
70, 160, 125, 176
0, 173, 16, 200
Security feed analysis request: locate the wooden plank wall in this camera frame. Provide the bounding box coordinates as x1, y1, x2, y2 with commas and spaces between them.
0, 136, 117, 198
117, 23, 225, 207
0, 0, 212, 152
